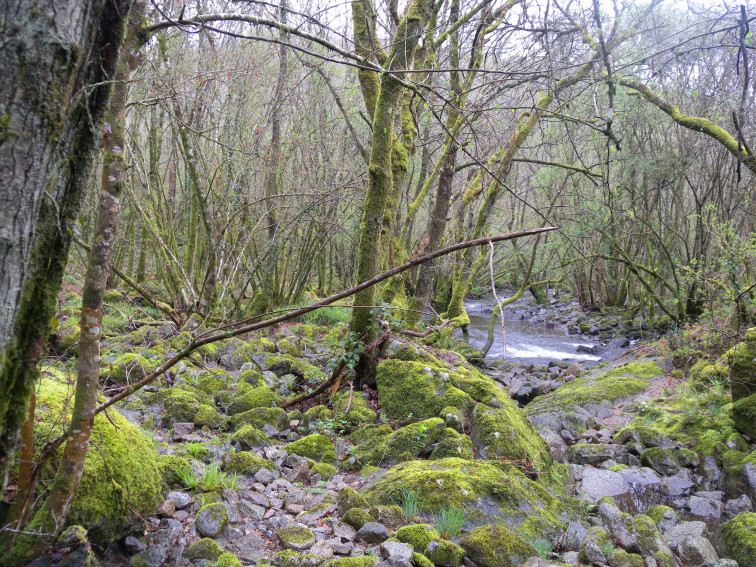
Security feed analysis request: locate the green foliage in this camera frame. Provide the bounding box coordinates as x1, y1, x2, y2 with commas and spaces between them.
435, 506, 466, 538
529, 539, 553, 560
177, 463, 238, 492
398, 488, 420, 521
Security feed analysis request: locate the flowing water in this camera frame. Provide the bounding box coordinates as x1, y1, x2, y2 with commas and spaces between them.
459, 292, 603, 366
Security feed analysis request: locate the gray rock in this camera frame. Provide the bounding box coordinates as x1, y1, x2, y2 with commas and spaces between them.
128, 545, 168, 567
224, 501, 241, 524
380, 541, 414, 561
599, 502, 637, 550
712, 560, 739, 567
568, 443, 615, 466
238, 500, 266, 520
195, 502, 228, 538
661, 470, 695, 497
564, 520, 589, 551
725, 495, 753, 518
687, 495, 723, 520
580, 468, 629, 500
582, 541, 607, 564
286, 458, 310, 484
265, 447, 288, 466
262, 423, 280, 438
563, 551, 580, 565
664, 521, 707, 549
309, 540, 334, 559
355, 522, 390, 544
254, 466, 277, 484
123, 536, 146, 555
172, 422, 194, 440
277, 525, 317, 551
655, 508, 681, 534
677, 535, 718, 565
333, 523, 356, 542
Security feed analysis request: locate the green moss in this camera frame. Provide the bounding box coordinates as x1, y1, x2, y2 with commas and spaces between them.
230, 424, 271, 450
376, 360, 447, 419
29, 373, 163, 546
395, 524, 441, 553
426, 539, 465, 567
578, 526, 613, 564
610, 464, 630, 472
721, 512, 756, 567
333, 390, 377, 426
429, 428, 473, 460
644, 505, 676, 525
352, 418, 445, 466
361, 458, 573, 529
412, 553, 435, 567
226, 386, 281, 415
343, 508, 372, 529
229, 406, 289, 431
156, 454, 191, 487
222, 451, 277, 475
287, 434, 336, 463
460, 524, 537, 567
633, 515, 675, 567
303, 405, 334, 430
277, 335, 303, 357
337, 486, 370, 513
369, 505, 404, 528
727, 333, 756, 401
640, 447, 680, 475
360, 465, 382, 477
278, 526, 316, 549
185, 538, 224, 561
610, 550, 645, 567
159, 386, 222, 428
103, 352, 154, 383
441, 406, 464, 432
176, 442, 211, 462
312, 462, 337, 479
326, 557, 377, 567
733, 393, 756, 438
217, 552, 243, 567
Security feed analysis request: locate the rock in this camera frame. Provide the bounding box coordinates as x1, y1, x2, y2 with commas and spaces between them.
725, 495, 753, 518
425, 539, 466, 567
633, 515, 675, 567
380, 541, 415, 562
184, 538, 224, 561
563, 551, 580, 565
599, 502, 638, 550
277, 525, 317, 551
333, 522, 356, 542
156, 499, 176, 518
664, 521, 707, 549
609, 550, 645, 567
337, 486, 369, 513
123, 536, 147, 554
721, 512, 756, 567
128, 545, 168, 567
661, 470, 695, 498
25, 526, 101, 567
580, 467, 630, 500
254, 466, 278, 484
712, 560, 739, 567
172, 422, 194, 440
640, 448, 680, 476
355, 522, 390, 544
309, 540, 334, 559
687, 495, 723, 520
238, 500, 265, 520
195, 502, 228, 538
286, 458, 310, 484
568, 443, 615, 465
579, 527, 612, 564
460, 525, 537, 567
677, 535, 718, 565
166, 491, 194, 510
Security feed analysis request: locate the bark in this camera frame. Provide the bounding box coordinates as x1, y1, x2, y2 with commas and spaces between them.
0, 0, 132, 490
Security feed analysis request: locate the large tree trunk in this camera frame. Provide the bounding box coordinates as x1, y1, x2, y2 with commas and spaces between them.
0, 0, 133, 490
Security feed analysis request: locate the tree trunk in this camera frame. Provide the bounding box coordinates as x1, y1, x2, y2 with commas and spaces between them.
0, 0, 132, 490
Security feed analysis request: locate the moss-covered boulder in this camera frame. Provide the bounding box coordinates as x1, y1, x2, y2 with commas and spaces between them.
259, 353, 325, 382
29, 372, 164, 547
325, 557, 377, 567
727, 328, 756, 402
229, 407, 289, 431
733, 393, 756, 438
277, 526, 316, 551
221, 451, 277, 475
277, 335, 304, 357
57, 322, 80, 355
160, 386, 224, 428
429, 428, 474, 460
361, 458, 573, 530
640, 448, 680, 476
333, 390, 376, 426
343, 508, 372, 529
303, 405, 333, 431
459, 525, 537, 567
426, 539, 466, 567
217, 552, 244, 567
395, 524, 441, 553
231, 424, 272, 450
185, 538, 224, 561
156, 454, 191, 487
311, 462, 337, 480
633, 515, 675, 567
609, 550, 645, 567
721, 512, 756, 567
526, 361, 664, 434
287, 434, 336, 463
102, 352, 155, 383
226, 385, 281, 415
337, 486, 370, 513
350, 419, 445, 466
578, 526, 613, 564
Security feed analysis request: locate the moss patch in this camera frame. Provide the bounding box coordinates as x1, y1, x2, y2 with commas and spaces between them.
287, 434, 336, 463
185, 538, 224, 561
221, 451, 277, 475
459, 524, 537, 567
722, 512, 756, 567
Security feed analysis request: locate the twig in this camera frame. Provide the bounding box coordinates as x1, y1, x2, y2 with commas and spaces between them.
489, 241, 507, 360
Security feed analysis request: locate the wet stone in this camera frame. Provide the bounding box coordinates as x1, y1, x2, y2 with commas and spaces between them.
355, 522, 390, 544
664, 521, 707, 549
687, 496, 723, 520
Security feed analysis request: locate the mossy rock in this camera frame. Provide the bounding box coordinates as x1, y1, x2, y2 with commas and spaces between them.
231, 424, 272, 450
160, 386, 223, 428
412, 553, 434, 567
614, 424, 674, 448
102, 352, 155, 383
337, 486, 369, 513
342, 508, 372, 530
369, 505, 404, 529
526, 361, 664, 433
260, 353, 325, 383
277, 526, 316, 551
325, 557, 377, 567
453, 343, 486, 366
303, 405, 334, 431
429, 428, 473, 460
360, 458, 574, 529
229, 406, 289, 431
28, 372, 163, 547
721, 512, 756, 567
459, 524, 537, 567
277, 335, 304, 357
156, 454, 191, 487
441, 406, 464, 432
226, 386, 281, 415
395, 524, 441, 553
185, 538, 224, 561
727, 331, 756, 401
609, 550, 644, 567
57, 323, 80, 355
472, 403, 566, 493
633, 515, 675, 567
333, 390, 377, 426
287, 434, 336, 463
217, 552, 243, 567
221, 451, 277, 475
640, 447, 680, 476
311, 462, 337, 480
733, 393, 756, 438
426, 539, 466, 567
351, 419, 445, 466
578, 526, 612, 564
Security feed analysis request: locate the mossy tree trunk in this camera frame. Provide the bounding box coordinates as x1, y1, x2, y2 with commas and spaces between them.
350, 0, 436, 385
40, 1, 147, 536
0, 0, 132, 491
